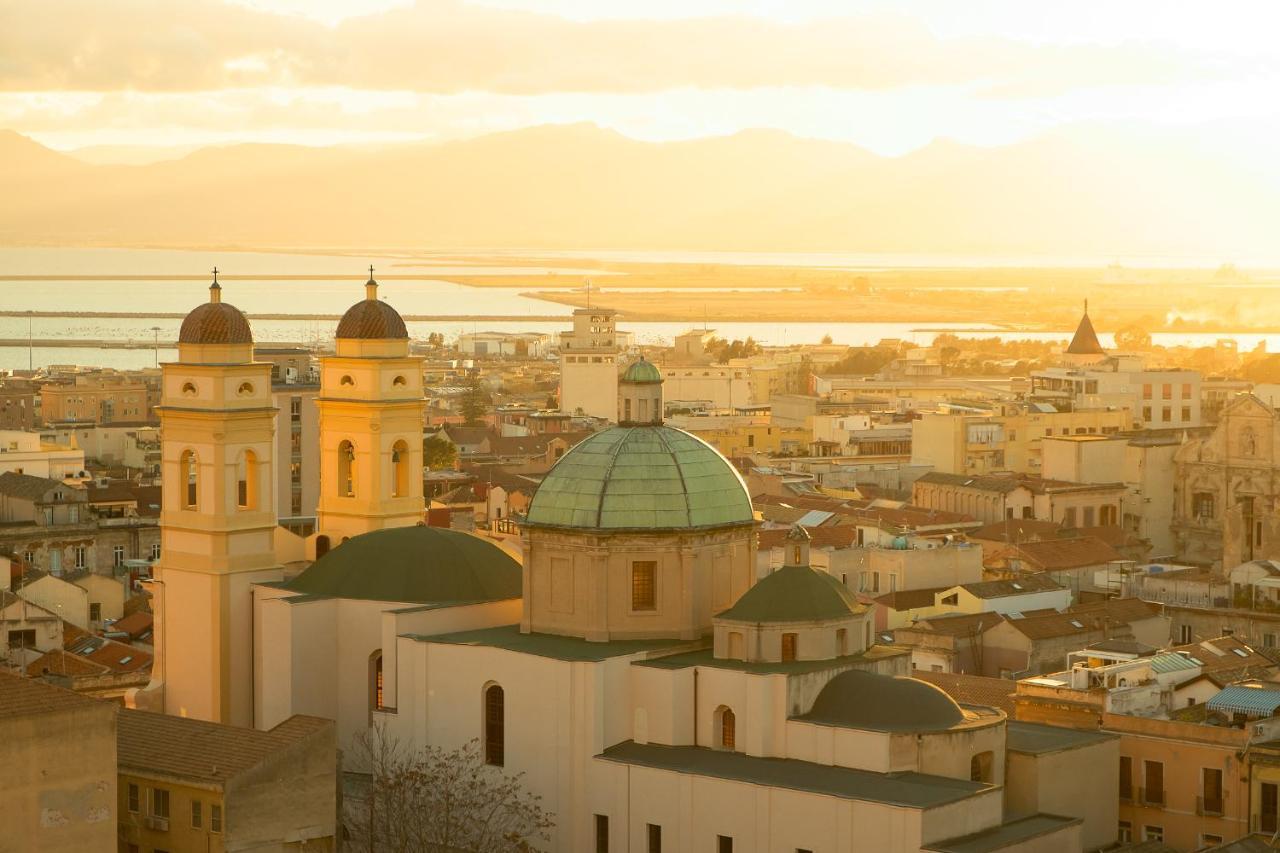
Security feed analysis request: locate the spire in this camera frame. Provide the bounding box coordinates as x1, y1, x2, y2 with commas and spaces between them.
209, 267, 221, 303
1066, 301, 1104, 355
366, 265, 377, 301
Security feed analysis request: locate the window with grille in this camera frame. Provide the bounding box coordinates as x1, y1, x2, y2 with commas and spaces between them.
485, 684, 505, 766
632, 561, 657, 611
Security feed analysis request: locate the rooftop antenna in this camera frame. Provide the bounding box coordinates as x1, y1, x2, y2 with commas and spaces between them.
585, 278, 591, 309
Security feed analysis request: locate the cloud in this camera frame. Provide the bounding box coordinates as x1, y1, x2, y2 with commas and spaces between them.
0, 0, 1224, 95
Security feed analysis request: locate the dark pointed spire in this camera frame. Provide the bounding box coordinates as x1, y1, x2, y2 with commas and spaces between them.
1066, 301, 1104, 355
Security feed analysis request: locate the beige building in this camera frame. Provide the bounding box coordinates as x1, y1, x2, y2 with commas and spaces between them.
0, 428, 85, 478
913, 471, 1126, 529
0, 672, 118, 852
134, 278, 283, 726
559, 307, 623, 420
314, 276, 426, 546
271, 382, 319, 522
117, 709, 337, 852
41, 372, 150, 425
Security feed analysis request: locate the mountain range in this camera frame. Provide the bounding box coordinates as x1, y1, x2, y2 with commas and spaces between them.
2, 123, 1277, 260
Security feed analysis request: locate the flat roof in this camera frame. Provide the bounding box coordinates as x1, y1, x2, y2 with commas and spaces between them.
1006, 721, 1116, 755
922, 814, 1081, 853
598, 741, 990, 809
632, 645, 908, 675
408, 624, 692, 662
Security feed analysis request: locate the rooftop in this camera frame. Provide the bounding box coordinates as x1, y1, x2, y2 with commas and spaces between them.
1005, 721, 1116, 755
598, 741, 992, 809
117, 709, 331, 785
913, 670, 1018, 716
0, 670, 107, 719
799, 669, 984, 732
922, 814, 1082, 853
411, 624, 692, 662
717, 565, 864, 624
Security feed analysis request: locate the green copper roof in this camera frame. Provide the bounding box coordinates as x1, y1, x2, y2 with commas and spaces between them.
284, 526, 521, 605
524, 425, 753, 531
717, 565, 863, 623
622, 358, 663, 384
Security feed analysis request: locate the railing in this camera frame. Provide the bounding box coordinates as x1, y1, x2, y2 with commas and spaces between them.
1197, 795, 1224, 816
1139, 787, 1165, 808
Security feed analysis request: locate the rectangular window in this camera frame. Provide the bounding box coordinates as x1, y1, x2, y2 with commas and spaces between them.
1202, 767, 1224, 815
1063, 508, 1077, 528
151, 542, 161, 560
1162, 406, 1171, 422
1118, 822, 1131, 843
89, 603, 101, 622
210, 803, 222, 833
1182, 382, 1192, 398
1202, 835, 1223, 847
1083, 506, 1095, 527
1143, 384, 1152, 400
74, 546, 86, 569
718, 836, 734, 853
647, 824, 662, 853
151, 787, 170, 819
1193, 492, 1216, 518
1144, 826, 1163, 842
1180, 624, 1192, 644
1142, 406, 1152, 422
127, 782, 139, 813
595, 815, 609, 853
113, 545, 125, 567
191, 800, 202, 829
1143, 760, 1164, 806
1181, 406, 1191, 422
1119, 756, 1132, 801
781, 632, 798, 662
631, 561, 657, 611
7, 629, 35, 649
1162, 383, 1173, 400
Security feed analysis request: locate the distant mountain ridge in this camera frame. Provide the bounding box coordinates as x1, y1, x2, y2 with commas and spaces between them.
2, 123, 1276, 259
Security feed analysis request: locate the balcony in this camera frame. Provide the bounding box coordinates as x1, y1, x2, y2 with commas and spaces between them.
1119, 787, 1133, 804
1139, 787, 1165, 808
1198, 795, 1224, 817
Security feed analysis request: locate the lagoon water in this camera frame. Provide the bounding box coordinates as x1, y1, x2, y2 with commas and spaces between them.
0, 247, 1272, 370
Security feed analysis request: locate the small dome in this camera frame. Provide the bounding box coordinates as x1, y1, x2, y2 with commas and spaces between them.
336, 277, 408, 340
717, 565, 861, 623
179, 282, 252, 345
524, 425, 753, 531
802, 670, 966, 731
622, 357, 662, 384
285, 526, 521, 604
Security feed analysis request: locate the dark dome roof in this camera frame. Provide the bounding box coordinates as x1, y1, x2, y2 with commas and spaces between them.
179, 300, 252, 345
285, 526, 521, 604
336, 296, 408, 340
802, 670, 966, 731
717, 565, 861, 623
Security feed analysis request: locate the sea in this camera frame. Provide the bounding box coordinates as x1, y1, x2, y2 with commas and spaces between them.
0, 247, 1271, 371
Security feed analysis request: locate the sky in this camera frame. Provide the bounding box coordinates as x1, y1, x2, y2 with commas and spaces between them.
3, 0, 1280, 156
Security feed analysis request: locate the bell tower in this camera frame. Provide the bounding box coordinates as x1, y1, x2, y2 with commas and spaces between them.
315, 271, 425, 546
136, 274, 281, 725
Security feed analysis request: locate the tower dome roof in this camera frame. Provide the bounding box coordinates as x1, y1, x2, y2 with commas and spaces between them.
523, 425, 753, 531
336, 275, 408, 340
178, 278, 252, 345
716, 564, 861, 623
622, 357, 663, 384
801, 670, 968, 731
284, 526, 521, 604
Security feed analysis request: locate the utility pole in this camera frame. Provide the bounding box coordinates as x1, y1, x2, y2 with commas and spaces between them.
151, 326, 162, 367
26, 310, 33, 371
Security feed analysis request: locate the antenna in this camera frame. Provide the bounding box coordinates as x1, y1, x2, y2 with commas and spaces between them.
586, 278, 591, 309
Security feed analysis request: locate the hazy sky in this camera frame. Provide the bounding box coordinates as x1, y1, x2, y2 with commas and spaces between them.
4, 0, 1279, 154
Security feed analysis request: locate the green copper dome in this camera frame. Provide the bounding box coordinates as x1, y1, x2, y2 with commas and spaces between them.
622, 358, 663, 384
524, 426, 754, 531
717, 565, 863, 623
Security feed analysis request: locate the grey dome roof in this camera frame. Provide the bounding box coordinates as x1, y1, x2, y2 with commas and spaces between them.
622, 357, 662, 384
523, 425, 753, 531
717, 565, 861, 623
801, 670, 966, 732
285, 526, 521, 605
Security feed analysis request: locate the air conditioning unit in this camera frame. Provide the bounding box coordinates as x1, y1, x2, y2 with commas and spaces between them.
143, 816, 169, 831
1255, 724, 1268, 738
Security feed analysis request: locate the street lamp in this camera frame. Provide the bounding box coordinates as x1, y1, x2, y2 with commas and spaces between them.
150, 326, 162, 367
26, 310, 33, 371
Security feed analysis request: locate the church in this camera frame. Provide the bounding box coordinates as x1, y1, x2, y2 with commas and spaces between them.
135, 278, 1105, 852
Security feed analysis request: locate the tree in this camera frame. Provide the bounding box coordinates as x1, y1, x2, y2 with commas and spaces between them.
820, 334, 833, 345
1113, 323, 1152, 351
347, 725, 554, 853
424, 434, 457, 471
460, 376, 490, 427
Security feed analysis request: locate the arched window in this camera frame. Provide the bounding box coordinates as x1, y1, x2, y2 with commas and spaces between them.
180, 449, 199, 509
716, 706, 736, 751
391, 440, 410, 498
237, 381, 254, 397
338, 440, 355, 497
315, 535, 331, 559
836, 628, 848, 656
970, 751, 994, 783
393, 375, 407, 387
484, 684, 505, 766
236, 450, 258, 510
369, 650, 384, 715
340, 374, 355, 387
181, 382, 197, 398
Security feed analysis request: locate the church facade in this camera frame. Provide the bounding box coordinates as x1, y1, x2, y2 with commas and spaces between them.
142, 289, 1101, 851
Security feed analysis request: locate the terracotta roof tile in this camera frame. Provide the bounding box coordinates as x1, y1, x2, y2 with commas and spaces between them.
117, 709, 332, 784
335, 298, 408, 340
0, 670, 107, 719
913, 670, 1016, 715
1008, 536, 1122, 570
178, 301, 253, 345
